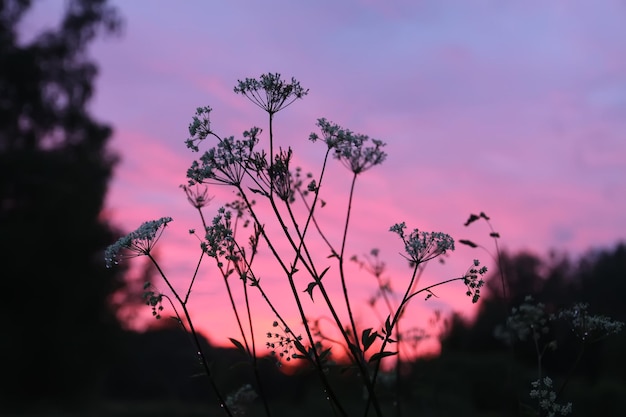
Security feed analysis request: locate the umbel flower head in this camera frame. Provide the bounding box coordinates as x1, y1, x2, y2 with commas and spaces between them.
105, 217, 173, 267
234, 73, 308, 114
529, 376, 572, 417
309, 118, 387, 174
389, 222, 455, 264
181, 184, 213, 209
185, 106, 213, 152
186, 128, 261, 186
556, 303, 624, 342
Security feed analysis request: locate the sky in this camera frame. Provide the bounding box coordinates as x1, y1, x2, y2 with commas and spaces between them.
22, 0, 626, 357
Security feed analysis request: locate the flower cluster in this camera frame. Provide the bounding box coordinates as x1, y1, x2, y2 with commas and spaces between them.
463, 259, 487, 303
265, 321, 303, 363
225, 384, 258, 416
309, 118, 387, 174
529, 377, 572, 417
203, 208, 235, 267
104, 217, 173, 267
555, 303, 624, 342
234, 73, 308, 114
186, 130, 260, 186
185, 106, 213, 152
389, 222, 455, 264
494, 296, 550, 345
309, 118, 351, 149
181, 184, 213, 209
268, 147, 296, 202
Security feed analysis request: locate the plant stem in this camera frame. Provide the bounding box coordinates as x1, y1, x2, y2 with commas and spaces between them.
147, 254, 234, 417
339, 173, 361, 354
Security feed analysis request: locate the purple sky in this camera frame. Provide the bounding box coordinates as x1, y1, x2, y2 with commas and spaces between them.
23, 1, 626, 355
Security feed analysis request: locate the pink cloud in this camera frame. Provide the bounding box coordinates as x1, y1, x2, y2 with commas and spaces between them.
89, 1, 626, 356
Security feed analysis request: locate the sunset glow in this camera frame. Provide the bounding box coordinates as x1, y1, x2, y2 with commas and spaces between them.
23, 1, 626, 356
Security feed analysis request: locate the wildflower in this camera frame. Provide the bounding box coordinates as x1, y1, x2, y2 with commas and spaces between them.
334, 134, 386, 174
529, 376, 572, 416
556, 303, 624, 342
309, 118, 387, 174
225, 384, 258, 416
185, 106, 213, 152
309, 118, 348, 149
389, 222, 455, 264
105, 217, 173, 267
186, 131, 259, 186
267, 147, 296, 202
494, 296, 550, 345
463, 260, 487, 303
234, 73, 308, 114
181, 184, 213, 209
203, 207, 236, 267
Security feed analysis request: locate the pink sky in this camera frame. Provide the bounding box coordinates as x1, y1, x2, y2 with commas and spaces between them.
23, 1, 626, 356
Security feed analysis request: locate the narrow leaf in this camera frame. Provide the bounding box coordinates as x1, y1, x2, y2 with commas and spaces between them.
319, 347, 332, 361
294, 341, 308, 356
369, 351, 398, 363
248, 187, 268, 197
303, 282, 318, 301
318, 266, 331, 280
384, 315, 393, 336
229, 338, 247, 355
464, 213, 480, 226
361, 328, 378, 352
459, 239, 478, 248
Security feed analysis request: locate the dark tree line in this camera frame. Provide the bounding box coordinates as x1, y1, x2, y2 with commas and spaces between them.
442, 243, 626, 354
435, 243, 626, 415
0, 0, 128, 410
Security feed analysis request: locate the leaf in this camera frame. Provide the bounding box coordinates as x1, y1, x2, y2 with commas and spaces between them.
319, 347, 332, 362
318, 266, 330, 280
459, 239, 478, 248
294, 341, 308, 357
303, 281, 318, 301
464, 213, 480, 226
229, 338, 247, 355
361, 328, 378, 352
489, 232, 500, 238
248, 187, 268, 197
479, 212, 490, 220
384, 315, 393, 336
369, 351, 398, 363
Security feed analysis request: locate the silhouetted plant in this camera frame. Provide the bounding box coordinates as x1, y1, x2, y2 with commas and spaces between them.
106, 73, 489, 417
463, 214, 624, 417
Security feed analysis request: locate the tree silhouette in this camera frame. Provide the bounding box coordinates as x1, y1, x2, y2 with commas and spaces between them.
0, 0, 127, 410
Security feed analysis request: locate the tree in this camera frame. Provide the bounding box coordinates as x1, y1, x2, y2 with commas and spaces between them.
0, 0, 126, 410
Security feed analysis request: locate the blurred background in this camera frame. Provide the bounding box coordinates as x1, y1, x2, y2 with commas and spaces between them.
2, 1, 625, 416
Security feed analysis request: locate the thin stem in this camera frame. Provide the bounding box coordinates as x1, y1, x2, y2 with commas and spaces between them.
339, 173, 361, 352
184, 250, 205, 305
556, 343, 585, 401
147, 254, 234, 417
237, 189, 349, 417
276, 174, 384, 417
369, 273, 468, 396
364, 263, 420, 416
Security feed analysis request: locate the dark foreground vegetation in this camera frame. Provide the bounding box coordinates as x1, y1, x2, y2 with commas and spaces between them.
4, 241, 625, 416
2, 1, 624, 416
